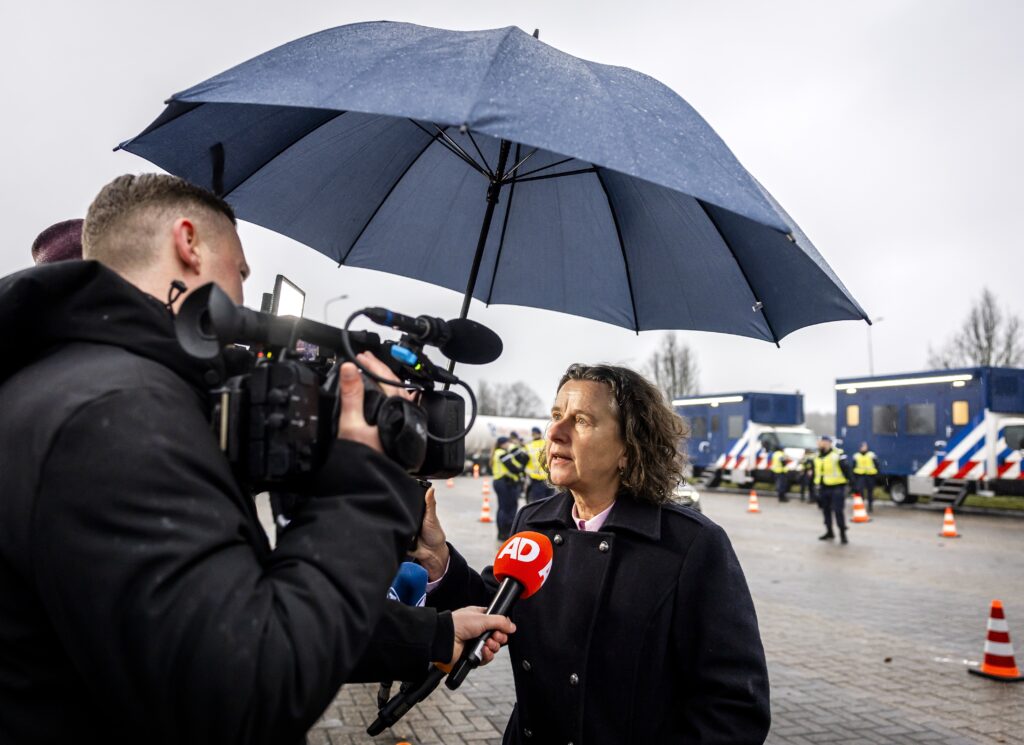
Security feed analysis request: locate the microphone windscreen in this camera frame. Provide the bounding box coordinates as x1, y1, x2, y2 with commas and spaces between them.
440, 318, 503, 365
492, 531, 553, 599
388, 561, 428, 606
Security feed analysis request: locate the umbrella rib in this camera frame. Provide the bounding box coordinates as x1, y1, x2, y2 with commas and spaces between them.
407, 119, 489, 177
509, 167, 597, 185
504, 147, 539, 178
338, 130, 444, 265
465, 128, 492, 174
432, 122, 492, 177
218, 109, 349, 200
593, 168, 640, 334
484, 142, 521, 305
695, 200, 781, 347
513, 156, 575, 180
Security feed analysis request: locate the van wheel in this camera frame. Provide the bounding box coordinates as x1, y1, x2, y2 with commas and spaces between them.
888, 480, 917, 505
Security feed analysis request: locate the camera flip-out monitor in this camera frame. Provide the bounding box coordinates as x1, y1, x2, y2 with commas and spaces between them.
270, 274, 305, 318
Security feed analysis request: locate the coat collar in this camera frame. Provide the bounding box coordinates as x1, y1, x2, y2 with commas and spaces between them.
523, 491, 662, 541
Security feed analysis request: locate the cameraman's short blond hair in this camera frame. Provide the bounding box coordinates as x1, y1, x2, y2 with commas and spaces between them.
82, 174, 236, 273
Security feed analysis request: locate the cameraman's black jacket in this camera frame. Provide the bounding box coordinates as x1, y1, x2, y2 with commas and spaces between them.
0, 261, 452, 744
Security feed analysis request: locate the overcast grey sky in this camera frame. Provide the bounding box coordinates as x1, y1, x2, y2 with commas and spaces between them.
3, 0, 1022, 414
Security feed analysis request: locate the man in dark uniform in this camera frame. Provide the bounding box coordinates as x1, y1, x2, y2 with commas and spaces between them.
853, 442, 880, 513
814, 435, 854, 544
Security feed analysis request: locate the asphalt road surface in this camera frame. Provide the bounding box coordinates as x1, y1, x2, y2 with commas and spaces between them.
258, 477, 1023, 744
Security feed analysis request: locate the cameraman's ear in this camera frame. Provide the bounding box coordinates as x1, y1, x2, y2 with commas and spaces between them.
172, 218, 200, 275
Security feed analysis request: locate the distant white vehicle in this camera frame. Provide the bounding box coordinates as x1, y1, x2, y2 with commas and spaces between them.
464, 415, 549, 474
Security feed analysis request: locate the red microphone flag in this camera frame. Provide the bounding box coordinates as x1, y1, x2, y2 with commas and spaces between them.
492, 531, 553, 599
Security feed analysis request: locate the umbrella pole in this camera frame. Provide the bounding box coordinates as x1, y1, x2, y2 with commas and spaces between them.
445, 138, 512, 380
456, 138, 512, 322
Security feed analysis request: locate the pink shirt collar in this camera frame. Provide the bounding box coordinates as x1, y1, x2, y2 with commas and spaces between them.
571, 500, 615, 532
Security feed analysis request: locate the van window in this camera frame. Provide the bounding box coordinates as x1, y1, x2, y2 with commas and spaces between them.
846, 404, 860, 427
710, 415, 719, 432
906, 403, 936, 435
728, 415, 744, 438
690, 416, 707, 439
872, 405, 898, 435
952, 400, 969, 426
1004, 425, 1024, 451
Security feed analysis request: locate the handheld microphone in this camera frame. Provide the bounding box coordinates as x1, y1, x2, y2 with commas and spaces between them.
445, 531, 553, 690
387, 562, 428, 607
364, 307, 503, 365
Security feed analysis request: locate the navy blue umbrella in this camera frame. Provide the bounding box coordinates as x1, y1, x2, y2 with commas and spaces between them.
119, 21, 868, 343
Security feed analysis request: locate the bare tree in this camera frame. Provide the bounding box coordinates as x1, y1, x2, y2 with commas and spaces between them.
477, 380, 500, 415
498, 381, 546, 417
927, 288, 1023, 368
646, 333, 700, 401
476, 380, 545, 417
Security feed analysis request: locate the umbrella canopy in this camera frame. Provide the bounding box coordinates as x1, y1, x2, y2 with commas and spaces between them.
119, 21, 868, 343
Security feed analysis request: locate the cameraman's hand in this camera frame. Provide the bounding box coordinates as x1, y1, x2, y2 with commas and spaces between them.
410, 487, 450, 581
337, 352, 416, 453
449, 607, 516, 665
337, 361, 385, 453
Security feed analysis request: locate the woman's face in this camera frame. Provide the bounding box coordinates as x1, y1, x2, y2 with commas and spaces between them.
546, 380, 626, 496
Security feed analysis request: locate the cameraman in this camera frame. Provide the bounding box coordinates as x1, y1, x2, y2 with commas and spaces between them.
0, 174, 514, 745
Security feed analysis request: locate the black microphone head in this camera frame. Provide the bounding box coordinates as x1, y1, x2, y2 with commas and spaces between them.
440, 318, 503, 364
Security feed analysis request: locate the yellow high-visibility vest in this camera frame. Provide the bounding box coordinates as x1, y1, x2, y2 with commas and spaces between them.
492, 447, 510, 480
770, 451, 787, 474
525, 438, 548, 481
814, 449, 848, 486
853, 451, 878, 475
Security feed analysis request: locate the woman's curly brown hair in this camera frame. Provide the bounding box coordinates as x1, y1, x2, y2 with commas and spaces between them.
556, 363, 688, 505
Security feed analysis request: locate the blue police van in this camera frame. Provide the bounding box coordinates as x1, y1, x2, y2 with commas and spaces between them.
674, 392, 817, 487
835, 367, 1024, 503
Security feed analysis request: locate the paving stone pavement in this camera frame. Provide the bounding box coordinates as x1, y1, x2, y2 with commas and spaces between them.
261, 478, 1023, 744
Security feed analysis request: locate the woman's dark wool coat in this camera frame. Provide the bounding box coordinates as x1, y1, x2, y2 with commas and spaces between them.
430, 491, 770, 744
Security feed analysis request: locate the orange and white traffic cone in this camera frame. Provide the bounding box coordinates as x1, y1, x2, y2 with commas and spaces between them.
445, 477, 455, 488
851, 492, 871, 523
473, 463, 480, 479
969, 600, 1024, 682
482, 478, 491, 496
939, 506, 960, 538
747, 489, 761, 514
478, 494, 493, 523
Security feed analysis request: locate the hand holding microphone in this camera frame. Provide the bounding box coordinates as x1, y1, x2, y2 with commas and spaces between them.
446, 531, 554, 690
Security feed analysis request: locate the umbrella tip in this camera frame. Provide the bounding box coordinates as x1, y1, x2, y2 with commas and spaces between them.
533, 28, 540, 39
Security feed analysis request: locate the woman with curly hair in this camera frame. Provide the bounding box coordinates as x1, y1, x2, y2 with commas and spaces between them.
415, 363, 770, 744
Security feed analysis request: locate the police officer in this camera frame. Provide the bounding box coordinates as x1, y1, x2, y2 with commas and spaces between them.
814, 435, 854, 544
770, 444, 790, 502
524, 425, 555, 503
853, 441, 879, 513
799, 453, 815, 503
491, 436, 527, 540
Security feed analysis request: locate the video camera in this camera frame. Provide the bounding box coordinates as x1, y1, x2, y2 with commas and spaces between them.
174, 282, 502, 489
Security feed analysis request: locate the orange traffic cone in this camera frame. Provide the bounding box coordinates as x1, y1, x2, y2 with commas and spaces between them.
851, 492, 871, 523
969, 600, 1024, 682
747, 489, 761, 514
445, 478, 455, 488
478, 494, 493, 523
482, 478, 491, 496
473, 463, 480, 479
939, 506, 960, 538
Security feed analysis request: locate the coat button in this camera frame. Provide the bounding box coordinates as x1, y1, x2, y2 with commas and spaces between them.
553, 533, 564, 545
522, 659, 532, 672
523, 728, 533, 738
569, 672, 579, 686
598, 540, 609, 552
